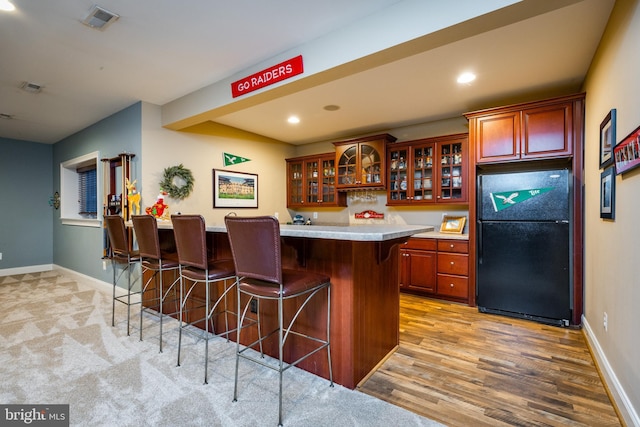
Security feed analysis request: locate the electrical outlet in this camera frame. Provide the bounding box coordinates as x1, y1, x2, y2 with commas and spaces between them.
0, 252, 2, 261
603, 312, 608, 332
313, 212, 318, 219
102, 260, 107, 270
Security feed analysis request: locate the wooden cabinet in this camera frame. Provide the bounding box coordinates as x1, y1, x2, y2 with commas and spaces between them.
333, 134, 396, 190
387, 133, 468, 205
286, 153, 346, 207
436, 240, 469, 300
467, 96, 579, 164
465, 93, 586, 323
400, 237, 469, 303
400, 238, 436, 293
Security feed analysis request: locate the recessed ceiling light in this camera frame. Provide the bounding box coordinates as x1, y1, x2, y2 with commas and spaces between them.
287, 116, 300, 124
457, 72, 476, 84
0, 0, 15, 12
323, 105, 340, 111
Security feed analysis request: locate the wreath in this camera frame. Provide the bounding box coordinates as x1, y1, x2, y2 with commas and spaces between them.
160, 164, 194, 200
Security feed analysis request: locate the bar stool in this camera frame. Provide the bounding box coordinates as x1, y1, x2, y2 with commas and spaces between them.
104, 215, 141, 336
224, 215, 333, 427
171, 214, 237, 384
131, 215, 181, 352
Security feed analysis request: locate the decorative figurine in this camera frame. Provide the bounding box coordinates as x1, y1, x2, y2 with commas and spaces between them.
145, 191, 170, 220
126, 178, 141, 216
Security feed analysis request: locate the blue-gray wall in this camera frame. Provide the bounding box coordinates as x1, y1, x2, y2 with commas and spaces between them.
0, 138, 53, 269
53, 102, 142, 283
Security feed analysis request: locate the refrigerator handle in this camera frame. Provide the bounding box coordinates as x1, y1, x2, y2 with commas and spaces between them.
477, 221, 482, 264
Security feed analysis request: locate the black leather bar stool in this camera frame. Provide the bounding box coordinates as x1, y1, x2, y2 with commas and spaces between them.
171, 214, 237, 384
131, 215, 181, 352
224, 215, 333, 426
104, 215, 141, 336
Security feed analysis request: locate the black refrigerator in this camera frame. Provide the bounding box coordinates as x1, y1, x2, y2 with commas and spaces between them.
477, 168, 572, 327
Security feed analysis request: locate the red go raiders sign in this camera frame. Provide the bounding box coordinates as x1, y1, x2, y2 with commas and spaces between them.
231, 55, 304, 98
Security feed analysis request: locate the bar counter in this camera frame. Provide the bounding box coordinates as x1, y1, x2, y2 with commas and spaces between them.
156, 221, 433, 242
153, 220, 432, 389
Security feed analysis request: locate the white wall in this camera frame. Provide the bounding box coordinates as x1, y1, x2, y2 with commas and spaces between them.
141, 103, 295, 224
582, 0, 640, 425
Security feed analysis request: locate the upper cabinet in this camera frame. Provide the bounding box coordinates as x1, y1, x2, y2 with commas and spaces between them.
333, 134, 396, 190
286, 153, 346, 208
466, 94, 583, 164
387, 133, 468, 205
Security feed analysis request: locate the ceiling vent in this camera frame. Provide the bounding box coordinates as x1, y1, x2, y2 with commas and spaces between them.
20, 81, 42, 93
82, 5, 119, 30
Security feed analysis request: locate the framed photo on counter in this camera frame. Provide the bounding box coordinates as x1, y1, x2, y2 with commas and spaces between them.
440, 215, 466, 234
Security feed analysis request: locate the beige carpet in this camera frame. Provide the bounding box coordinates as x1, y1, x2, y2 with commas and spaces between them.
0, 271, 443, 427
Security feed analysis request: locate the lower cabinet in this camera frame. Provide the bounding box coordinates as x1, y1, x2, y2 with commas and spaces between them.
400, 238, 436, 294
400, 237, 469, 303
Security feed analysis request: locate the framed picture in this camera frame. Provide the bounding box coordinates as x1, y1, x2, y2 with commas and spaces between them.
600, 166, 615, 220
212, 169, 258, 208
599, 109, 616, 169
440, 215, 466, 234
613, 124, 640, 175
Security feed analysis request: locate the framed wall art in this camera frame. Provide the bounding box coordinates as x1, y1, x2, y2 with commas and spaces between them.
212, 169, 258, 208
600, 166, 615, 220
440, 215, 466, 234
599, 109, 616, 169
613, 124, 640, 175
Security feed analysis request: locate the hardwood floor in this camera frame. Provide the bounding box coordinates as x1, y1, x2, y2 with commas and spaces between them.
358, 293, 621, 427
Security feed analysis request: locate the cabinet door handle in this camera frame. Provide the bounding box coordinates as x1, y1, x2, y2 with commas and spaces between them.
450, 283, 454, 288
450, 244, 454, 248
450, 261, 455, 265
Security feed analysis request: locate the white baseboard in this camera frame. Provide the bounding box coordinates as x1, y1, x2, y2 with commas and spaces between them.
582, 315, 640, 427
0, 264, 54, 277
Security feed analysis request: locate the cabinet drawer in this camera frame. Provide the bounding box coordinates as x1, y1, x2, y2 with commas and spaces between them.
402, 238, 437, 251
437, 253, 468, 275
437, 274, 468, 298
437, 239, 468, 254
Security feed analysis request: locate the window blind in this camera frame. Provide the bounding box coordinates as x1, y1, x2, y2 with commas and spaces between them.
78, 166, 97, 217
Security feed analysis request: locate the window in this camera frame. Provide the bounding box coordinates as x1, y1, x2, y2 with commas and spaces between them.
60, 151, 101, 227
78, 166, 97, 216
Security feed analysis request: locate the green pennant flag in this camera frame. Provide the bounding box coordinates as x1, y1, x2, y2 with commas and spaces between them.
490, 187, 554, 212
223, 152, 251, 167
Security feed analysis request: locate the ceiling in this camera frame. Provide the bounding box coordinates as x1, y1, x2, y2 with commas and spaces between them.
0, 0, 615, 145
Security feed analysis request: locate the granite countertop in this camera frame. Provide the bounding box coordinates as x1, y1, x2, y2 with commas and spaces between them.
154, 220, 433, 242
412, 230, 469, 240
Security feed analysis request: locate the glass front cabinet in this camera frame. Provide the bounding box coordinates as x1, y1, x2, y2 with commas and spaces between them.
387, 133, 468, 205
286, 153, 346, 208
333, 134, 396, 190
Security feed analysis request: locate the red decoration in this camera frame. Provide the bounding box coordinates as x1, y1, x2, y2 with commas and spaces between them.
231, 55, 304, 98
355, 210, 384, 219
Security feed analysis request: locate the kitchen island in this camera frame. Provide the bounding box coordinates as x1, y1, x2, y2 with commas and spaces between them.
154, 221, 432, 389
